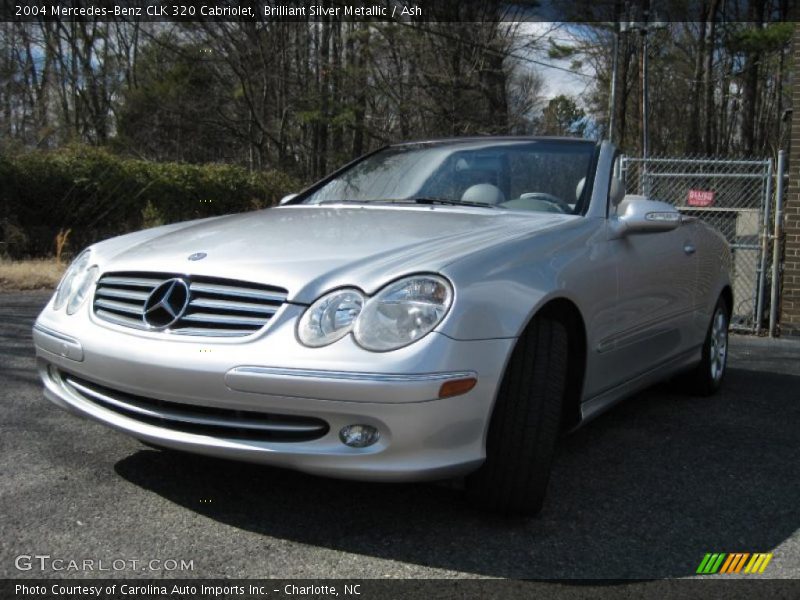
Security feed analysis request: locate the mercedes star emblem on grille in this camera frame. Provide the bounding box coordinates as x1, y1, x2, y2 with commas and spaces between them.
143, 279, 191, 329
188, 252, 207, 261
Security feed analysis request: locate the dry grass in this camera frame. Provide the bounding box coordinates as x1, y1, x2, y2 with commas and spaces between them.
0, 258, 66, 291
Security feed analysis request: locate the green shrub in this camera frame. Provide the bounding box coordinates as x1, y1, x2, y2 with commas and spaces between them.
141, 200, 165, 229
0, 146, 299, 259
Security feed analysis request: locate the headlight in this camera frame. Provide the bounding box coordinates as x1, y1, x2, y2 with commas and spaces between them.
66, 265, 99, 315
353, 275, 452, 351
297, 288, 365, 347
53, 250, 92, 311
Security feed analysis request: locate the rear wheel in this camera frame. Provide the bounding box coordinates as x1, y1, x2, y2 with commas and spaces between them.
681, 297, 729, 396
465, 314, 568, 516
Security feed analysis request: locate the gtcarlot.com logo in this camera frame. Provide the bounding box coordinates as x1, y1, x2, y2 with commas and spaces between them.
696, 552, 773, 575
15, 554, 194, 572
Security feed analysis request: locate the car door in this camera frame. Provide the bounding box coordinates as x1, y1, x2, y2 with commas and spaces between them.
604, 204, 699, 383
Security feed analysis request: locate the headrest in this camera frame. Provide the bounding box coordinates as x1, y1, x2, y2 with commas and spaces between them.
461, 183, 506, 205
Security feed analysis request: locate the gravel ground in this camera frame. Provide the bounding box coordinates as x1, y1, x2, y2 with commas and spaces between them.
1, 291, 798, 582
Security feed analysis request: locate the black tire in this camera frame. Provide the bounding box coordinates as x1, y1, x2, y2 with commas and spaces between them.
681, 296, 730, 396
465, 314, 568, 516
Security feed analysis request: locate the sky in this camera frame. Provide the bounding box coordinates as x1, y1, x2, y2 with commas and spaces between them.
516, 22, 597, 102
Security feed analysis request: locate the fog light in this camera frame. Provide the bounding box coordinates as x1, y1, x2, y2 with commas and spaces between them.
339, 424, 380, 448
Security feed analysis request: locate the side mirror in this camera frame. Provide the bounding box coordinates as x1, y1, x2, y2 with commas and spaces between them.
279, 193, 298, 206
611, 196, 681, 236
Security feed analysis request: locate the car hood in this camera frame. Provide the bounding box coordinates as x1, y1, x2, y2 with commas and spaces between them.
93, 205, 574, 303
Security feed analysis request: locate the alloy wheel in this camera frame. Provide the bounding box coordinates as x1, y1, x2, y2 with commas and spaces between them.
709, 309, 728, 382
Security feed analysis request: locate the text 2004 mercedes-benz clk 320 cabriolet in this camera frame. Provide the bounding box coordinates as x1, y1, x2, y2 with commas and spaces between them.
34, 137, 731, 515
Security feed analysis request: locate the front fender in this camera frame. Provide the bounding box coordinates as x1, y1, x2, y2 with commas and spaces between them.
436, 218, 607, 341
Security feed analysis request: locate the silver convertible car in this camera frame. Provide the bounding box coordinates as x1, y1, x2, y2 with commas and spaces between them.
34, 138, 731, 515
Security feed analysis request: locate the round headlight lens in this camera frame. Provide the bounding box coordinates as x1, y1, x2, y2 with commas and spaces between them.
354, 275, 452, 351
66, 265, 99, 315
53, 250, 91, 311
297, 289, 365, 347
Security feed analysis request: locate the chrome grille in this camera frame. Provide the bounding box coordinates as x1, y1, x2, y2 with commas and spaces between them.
93, 272, 288, 337
60, 372, 329, 442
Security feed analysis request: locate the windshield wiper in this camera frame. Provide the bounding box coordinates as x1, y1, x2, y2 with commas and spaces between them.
316, 199, 373, 206
316, 197, 504, 209
381, 197, 505, 209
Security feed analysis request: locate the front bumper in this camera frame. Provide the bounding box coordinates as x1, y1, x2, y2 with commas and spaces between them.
33, 301, 514, 482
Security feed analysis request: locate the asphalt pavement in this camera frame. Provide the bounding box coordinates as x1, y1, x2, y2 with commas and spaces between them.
1, 291, 798, 580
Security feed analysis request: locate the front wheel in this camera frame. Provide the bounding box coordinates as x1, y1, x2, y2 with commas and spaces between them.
465, 314, 568, 516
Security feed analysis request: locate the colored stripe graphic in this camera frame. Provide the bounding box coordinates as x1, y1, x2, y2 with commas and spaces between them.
759, 554, 773, 573
720, 553, 749, 573
732, 553, 750, 573
744, 553, 774, 574
696, 554, 713, 574
697, 553, 727, 574
699, 553, 773, 574
720, 554, 736, 573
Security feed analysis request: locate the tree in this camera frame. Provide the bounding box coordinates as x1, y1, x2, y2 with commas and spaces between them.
552, 0, 792, 156
540, 95, 586, 137
115, 35, 236, 164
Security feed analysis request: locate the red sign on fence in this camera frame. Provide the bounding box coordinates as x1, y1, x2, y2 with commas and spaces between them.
687, 189, 715, 207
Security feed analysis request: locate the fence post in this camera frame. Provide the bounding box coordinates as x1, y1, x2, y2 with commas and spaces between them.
755, 158, 773, 333
769, 150, 786, 337
620, 155, 628, 191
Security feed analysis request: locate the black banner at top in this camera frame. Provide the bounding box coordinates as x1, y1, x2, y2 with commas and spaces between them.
2, 0, 798, 23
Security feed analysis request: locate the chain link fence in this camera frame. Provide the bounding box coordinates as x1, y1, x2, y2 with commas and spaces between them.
620, 156, 775, 333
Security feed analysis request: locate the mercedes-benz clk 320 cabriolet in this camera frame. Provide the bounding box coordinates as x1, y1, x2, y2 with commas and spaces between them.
34, 137, 732, 515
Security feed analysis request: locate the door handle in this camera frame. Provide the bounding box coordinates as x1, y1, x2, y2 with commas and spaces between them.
683, 244, 696, 255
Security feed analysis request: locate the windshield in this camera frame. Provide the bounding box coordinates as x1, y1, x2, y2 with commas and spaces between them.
299, 140, 597, 215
